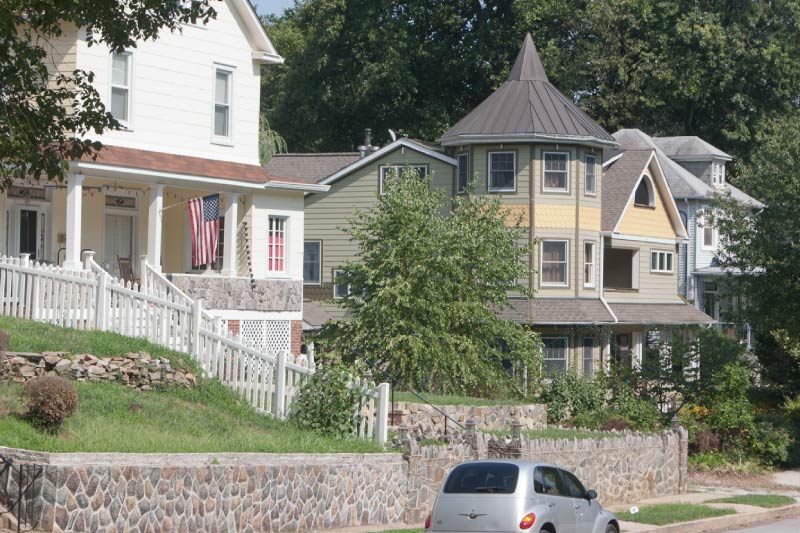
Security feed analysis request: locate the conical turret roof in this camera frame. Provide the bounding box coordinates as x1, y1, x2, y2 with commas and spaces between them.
441, 34, 615, 146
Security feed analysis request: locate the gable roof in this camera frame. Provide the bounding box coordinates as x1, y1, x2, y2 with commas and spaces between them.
601, 149, 687, 238
266, 153, 361, 183
612, 129, 762, 207
316, 138, 456, 188
230, 0, 283, 64
440, 34, 615, 147
651, 136, 732, 161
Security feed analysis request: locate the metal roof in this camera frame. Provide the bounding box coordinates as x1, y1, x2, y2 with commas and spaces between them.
440, 34, 615, 147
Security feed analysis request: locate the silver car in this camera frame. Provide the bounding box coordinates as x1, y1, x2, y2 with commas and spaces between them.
425, 460, 618, 533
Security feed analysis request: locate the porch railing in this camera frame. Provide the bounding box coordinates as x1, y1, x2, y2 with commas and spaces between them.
0, 253, 389, 444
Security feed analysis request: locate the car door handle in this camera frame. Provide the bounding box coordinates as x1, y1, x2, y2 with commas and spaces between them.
574, 504, 581, 509
547, 503, 555, 508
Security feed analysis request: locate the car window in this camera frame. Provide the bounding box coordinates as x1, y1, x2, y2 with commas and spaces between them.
443, 463, 519, 494
533, 467, 545, 494
540, 467, 569, 497
559, 469, 587, 499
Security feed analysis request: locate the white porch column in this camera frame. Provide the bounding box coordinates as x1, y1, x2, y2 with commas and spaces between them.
221, 192, 239, 277
632, 331, 644, 369
64, 173, 84, 270
147, 184, 164, 271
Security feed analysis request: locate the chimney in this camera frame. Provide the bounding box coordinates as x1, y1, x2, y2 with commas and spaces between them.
357, 128, 378, 158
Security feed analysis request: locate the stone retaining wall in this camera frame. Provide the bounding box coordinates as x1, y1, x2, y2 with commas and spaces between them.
0, 352, 196, 390
391, 402, 547, 436
0, 448, 406, 533
168, 275, 302, 312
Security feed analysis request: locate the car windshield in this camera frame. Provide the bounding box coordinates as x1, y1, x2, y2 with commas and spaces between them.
443, 463, 519, 494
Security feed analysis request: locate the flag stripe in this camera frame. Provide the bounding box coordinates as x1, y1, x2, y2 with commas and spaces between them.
188, 194, 220, 267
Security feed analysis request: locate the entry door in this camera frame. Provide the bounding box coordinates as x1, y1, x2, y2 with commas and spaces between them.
103, 213, 134, 276
18, 208, 45, 260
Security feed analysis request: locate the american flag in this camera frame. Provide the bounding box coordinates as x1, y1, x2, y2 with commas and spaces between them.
188, 194, 220, 267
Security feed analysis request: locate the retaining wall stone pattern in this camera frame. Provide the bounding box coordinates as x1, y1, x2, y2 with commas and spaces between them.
0, 352, 196, 390
168, 275, 302, 312
390, 402, 547, 436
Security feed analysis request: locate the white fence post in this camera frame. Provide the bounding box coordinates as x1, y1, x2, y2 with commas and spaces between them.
96, 273, 107, 331
20, 253, 29, 268
139, 255, 149, 294
82, 251, 94, 271
376, 382, 390, 446
275, 350, 286, 419
191, 299, 203, 360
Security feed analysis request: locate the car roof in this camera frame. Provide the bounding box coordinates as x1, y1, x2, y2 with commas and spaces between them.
455, 459, 565, 470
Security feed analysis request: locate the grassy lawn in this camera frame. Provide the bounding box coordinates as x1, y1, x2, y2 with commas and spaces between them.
616, 503, 735, 525
0, 316, 193, 370
392, 391, 526, 406
705, 494, 797, 508
0, 380, 382, 453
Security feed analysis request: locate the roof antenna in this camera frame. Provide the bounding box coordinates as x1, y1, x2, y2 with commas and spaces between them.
388, 129, 397, 142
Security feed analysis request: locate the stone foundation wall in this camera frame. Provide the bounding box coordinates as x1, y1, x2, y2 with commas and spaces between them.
168, 275, 302, 312
404, 428, 688, 522
0, 352, 196, 390
391, 402, 547, 436
0, 449, 406, 533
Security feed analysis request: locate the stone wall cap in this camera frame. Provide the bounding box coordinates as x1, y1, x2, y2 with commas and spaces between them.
42, 451, 405, 467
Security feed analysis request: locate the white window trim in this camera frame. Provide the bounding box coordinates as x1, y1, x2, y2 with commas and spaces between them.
378, 164, 429, 195
456, 153, 469, 193
540, 239, 569, 287
109, 51, 133, 129
634, 175, 656, 207
712, 162, 726, 186
487, 151, 516, 192
582, 336, 594, 378
650, 250, 674, 273
211, 64, 234, 145
584, 155, 597, 196
542, 336, 569, 373
266, 215, 287, 275
698, 212, 718, 251
303, 240, 322, 286
583, 241, 595, 288
542, 151, 570, 193
333, 269, 350, 299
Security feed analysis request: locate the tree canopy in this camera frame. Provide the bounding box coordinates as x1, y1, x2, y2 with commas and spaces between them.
262, 0, 800, 160
0, 0, 215, 187
316, 171, 542, 396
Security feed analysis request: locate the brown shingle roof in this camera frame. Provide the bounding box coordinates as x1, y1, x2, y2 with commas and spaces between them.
601, 150, 653, 231
608, 303, 714, 325
499, 298, 615, 325
441, 34, 615, 146
266, 153, 361, 183
302, 300, 333, 330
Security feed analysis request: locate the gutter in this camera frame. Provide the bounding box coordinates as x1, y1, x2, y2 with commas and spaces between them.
599, 234, 618, 323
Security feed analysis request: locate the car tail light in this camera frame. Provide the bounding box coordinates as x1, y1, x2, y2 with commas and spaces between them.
519, 513, 536, 530
425, 514, 431, 529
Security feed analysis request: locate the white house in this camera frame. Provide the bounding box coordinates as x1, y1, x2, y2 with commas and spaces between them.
1, 0, 328, 354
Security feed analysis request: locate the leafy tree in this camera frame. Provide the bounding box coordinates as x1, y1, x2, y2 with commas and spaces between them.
707, 363, 754, 453
316, 172, 542, 396
1, 0, 215, 187
263, 0, 800, 159
714, 113, 800, 395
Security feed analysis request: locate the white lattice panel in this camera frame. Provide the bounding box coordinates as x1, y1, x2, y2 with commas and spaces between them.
239, 319, 291, 353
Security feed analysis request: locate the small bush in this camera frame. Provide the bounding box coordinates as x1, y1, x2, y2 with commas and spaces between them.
539, 372, 606, 423
289, 364, 362, 438
599, 418, 630, 431
21, 376, 78, 430
748, 420, 790, 466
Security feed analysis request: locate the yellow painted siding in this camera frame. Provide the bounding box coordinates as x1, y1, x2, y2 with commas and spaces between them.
534, 204, 576, 229
616, 174, 677, 239
580, 207, 601, 232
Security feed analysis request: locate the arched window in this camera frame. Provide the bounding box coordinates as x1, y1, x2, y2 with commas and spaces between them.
634, 176, 654, 207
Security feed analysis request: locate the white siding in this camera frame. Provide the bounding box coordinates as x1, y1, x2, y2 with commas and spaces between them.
249, 190, 305, 281
76, 0, 261, 165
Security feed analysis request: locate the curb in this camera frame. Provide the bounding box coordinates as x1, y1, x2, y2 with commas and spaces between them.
621, 502, 800, 532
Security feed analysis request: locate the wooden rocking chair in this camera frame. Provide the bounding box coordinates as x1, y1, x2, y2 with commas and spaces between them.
117, 256, 141, 287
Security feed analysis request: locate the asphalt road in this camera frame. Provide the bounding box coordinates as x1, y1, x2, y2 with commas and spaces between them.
729, 518, 800, 532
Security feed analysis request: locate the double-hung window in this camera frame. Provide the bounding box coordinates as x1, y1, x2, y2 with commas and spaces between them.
711, 162, 726, 186
699, 212, 717, 250
303, 241, 321, 284
267, 216, 286, 273
488, 152, 516, 192
542, 337, 568, 374
582, 337, 594, 378
456, 153, 469, 193
213, 66, 232, 141
379, 165, 428, 194
110, 52, 132, 126
584, 242, 595, 287
541, 240, 568, 286
585, 155, 597, 195
543, 152, 568, 191
333, 269, 350, 299
650, 251, 674, 273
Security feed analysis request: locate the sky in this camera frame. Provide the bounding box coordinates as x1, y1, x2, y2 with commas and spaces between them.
251, 0, 295, 17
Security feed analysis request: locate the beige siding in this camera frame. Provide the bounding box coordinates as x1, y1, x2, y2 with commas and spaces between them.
42, 23, 78, 90
603, 237, 682, 303
304, 148, 455, 285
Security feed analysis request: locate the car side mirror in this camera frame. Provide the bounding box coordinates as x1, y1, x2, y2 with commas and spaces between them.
585, 489, 597, 501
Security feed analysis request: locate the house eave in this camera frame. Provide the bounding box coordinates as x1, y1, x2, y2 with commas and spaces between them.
265, 181, 329, 192
439, 133, 618, 149
252, 51, 284, 65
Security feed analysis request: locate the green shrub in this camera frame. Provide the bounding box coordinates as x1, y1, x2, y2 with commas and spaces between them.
748, 419, 790, 466
21, 376, 78, 430
289, 364, 362, 438
610, 386, 661, 431
539, 372, 606, 423
707, 363, 754, 451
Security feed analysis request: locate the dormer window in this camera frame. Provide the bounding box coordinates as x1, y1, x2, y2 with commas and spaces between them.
634, 176, 655, 207
213, 66, 233, 142
110, 52, 132, 126
712, 162, 725, 186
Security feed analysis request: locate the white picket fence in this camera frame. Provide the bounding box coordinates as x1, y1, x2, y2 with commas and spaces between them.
0, 253, 389, 444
